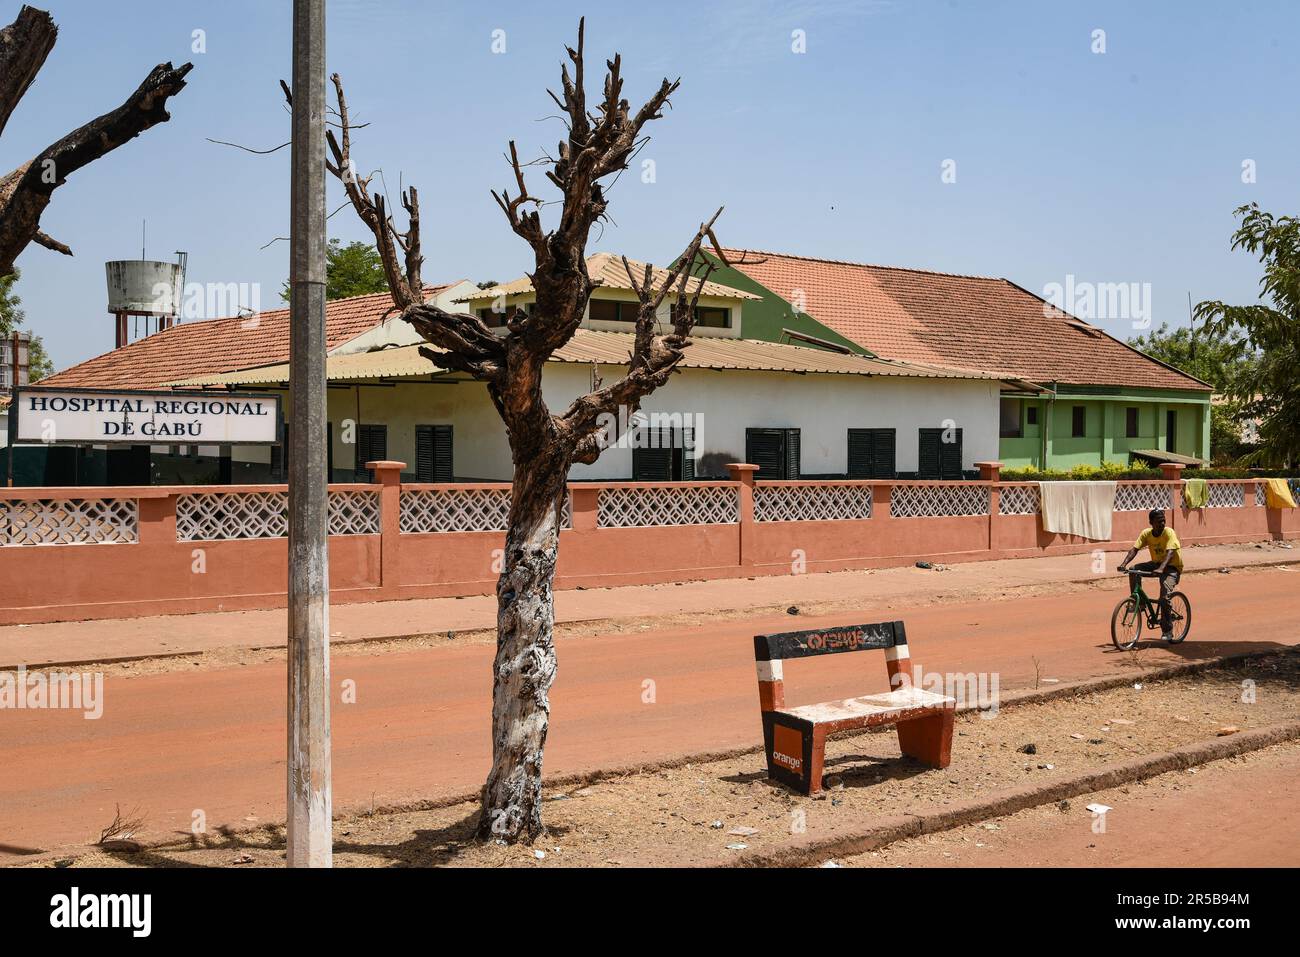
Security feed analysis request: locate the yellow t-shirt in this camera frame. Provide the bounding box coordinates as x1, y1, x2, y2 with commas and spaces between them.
1134, 527, 1183, 570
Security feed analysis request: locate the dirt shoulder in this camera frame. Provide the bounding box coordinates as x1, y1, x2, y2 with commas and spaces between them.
31, 651, 1300, 868
843, 740, 1300, 868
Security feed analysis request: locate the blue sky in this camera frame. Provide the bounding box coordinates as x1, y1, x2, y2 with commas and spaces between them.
6, 0, 1297, 370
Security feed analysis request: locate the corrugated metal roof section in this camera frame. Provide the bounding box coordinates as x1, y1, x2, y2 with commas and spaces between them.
555, 330, 1006, 379
457, 253, 761, 303
172, 329, 1010, 387
1129, 448, 1208, 467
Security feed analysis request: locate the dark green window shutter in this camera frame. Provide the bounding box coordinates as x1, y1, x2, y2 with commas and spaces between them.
784, 429, 801, 479
848, 429, 874, 479
746, 428, 785, 479
939, 428, 962, 479
872, 428, 896, 478
633, 428, 673, 480
355, 424, 387, 480
679, 428, 695, 480
849, 429, 896, 479
918, 429, 941, 480
416, 425, 453, 482
746, 428, 800, 479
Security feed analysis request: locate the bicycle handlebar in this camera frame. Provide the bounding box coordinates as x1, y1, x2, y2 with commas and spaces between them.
1119, 569, 1160, 577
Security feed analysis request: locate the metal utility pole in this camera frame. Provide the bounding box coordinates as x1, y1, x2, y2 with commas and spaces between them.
286, 0, 332, 868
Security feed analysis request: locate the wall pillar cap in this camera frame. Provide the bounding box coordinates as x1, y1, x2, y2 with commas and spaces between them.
726, 463, 760, 474
365, 460, 407, 471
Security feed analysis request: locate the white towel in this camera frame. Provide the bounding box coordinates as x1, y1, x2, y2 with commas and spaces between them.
1038, 481, 1117, 541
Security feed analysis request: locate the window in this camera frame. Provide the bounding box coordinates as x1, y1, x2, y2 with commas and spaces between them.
745, 428, 801, 479
999, 399, 1022, 438
415, 425, 453, 482
1071, 406, 1087, 438
632, 427, 695, 481
670, 304, 730, 328
917, 428, 963, 480
1026, 405, 1038, 426
354, 424, 388, 480
1125, 407, 1139, 438
477, 301, 530, 328
847, 428, 896, 479
1166, 410, 1177, 453
589, 299, 638, 323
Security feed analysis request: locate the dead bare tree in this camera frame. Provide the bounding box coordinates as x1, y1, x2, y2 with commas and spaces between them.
315, 19, 752, 843
0, 5, 191, 275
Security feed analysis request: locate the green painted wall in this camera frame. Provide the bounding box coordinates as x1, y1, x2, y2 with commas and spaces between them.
997, 393, 1210, 468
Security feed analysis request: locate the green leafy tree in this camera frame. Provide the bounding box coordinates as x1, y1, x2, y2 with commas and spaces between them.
1127, 321, 1252, 393
1195, 203, 1300, 468
280, 239, 390, 302
0, 270, 53, 382
1209, 402, 1247, 465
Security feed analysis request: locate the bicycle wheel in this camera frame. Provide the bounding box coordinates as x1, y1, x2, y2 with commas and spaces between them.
1111, 596, 1143, 650
1166, 592, 1191, 643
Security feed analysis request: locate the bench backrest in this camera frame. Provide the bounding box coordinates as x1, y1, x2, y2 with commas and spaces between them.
753, 620, 910, 713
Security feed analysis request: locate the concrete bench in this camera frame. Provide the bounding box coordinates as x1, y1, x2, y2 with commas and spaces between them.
755, 619, 956, 795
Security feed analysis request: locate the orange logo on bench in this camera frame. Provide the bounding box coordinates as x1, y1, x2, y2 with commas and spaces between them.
772, 724, 803, 772
804, 628, 871, 652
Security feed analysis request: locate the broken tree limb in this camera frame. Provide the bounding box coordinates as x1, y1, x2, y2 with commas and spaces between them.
0, 4, 191, 275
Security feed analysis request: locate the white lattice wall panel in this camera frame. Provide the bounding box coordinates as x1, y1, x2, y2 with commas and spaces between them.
999, 485, 1040, 516
177, 491, 287, 540
1204, 483, 1245, 508
1, 499, 138, 546
1114, 483, 1174, 512
890, 484, 989, 518
754, 484, 872, 522
598, 486, 739, 527
328, 491, 381, 534
400, 488, 571, 533
177, 490, 381, 540
1257, 483, 1267, 507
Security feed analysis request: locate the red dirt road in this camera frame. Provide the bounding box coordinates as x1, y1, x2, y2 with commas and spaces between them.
1, 569, 1297, 859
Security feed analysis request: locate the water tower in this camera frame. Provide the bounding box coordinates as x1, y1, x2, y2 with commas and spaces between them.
105, 252, 186, 348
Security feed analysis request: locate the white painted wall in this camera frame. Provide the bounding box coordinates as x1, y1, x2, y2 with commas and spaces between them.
255, 365, 1000, 481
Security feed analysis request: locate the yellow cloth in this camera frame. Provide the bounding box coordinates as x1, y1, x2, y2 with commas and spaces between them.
1135, 526, 1184, 570
1038, 481, 1116, 541
1264, 478, 1297, 509
1183, 478, 1208, 509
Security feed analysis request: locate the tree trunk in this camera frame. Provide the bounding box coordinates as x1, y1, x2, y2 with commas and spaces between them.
476, 462, 567, 842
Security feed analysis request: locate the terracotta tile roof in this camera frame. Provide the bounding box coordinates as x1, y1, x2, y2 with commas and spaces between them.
39, 286, 452, 391
457, 253, 760, 303
716, 249, 1211, 392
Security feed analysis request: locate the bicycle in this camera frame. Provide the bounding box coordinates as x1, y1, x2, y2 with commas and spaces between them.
1111, 569, 1191, 651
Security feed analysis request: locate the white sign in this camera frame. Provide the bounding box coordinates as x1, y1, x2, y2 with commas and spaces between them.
14, 389, 281, 445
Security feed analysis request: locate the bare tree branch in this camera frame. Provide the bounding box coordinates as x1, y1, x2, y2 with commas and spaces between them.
0, 11, 191, 275
0, 5, 57, 139
319, 72, 506, 382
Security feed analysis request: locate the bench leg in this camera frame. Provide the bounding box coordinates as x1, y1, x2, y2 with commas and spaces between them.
807, 726, 829, 796
763, 715, 821, 795
896, 704, 955, 769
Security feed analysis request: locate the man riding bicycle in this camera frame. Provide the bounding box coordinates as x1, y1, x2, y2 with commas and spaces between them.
1117, 508, 1183, 641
